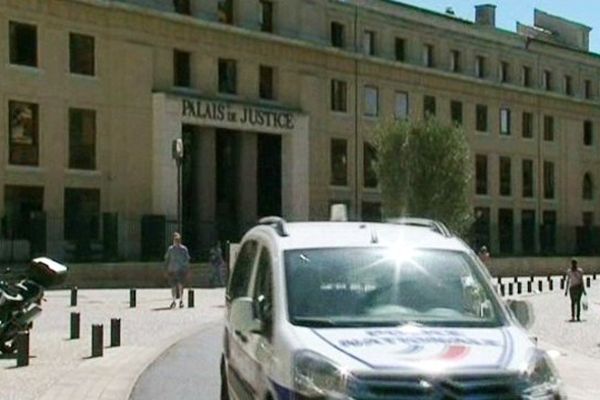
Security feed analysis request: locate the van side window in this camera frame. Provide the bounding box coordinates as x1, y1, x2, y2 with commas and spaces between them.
253, 248, 273, 335
227, 240, 258, 301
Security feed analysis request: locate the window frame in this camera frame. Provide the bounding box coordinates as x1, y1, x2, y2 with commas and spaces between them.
330, 138, 348, 186
9, 21, 38, 68
68, 108, 97, 171
69, 32, 95, 76
330, 79, 348, 113
364, 85, 379, 117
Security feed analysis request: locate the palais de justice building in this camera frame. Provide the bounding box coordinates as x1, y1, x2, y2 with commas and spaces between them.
1, 0, 600, 260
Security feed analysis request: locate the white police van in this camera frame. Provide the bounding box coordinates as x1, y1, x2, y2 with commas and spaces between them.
220, 216, 564, 399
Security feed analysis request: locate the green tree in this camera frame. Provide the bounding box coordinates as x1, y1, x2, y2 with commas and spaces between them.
373, 118, 473, 234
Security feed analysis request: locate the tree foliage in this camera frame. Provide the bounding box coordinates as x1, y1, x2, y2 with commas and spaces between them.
373, 118, 473, 234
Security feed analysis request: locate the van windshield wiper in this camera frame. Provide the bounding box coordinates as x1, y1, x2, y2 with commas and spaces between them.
292, 317, 338, 327
292, 317, 415, 328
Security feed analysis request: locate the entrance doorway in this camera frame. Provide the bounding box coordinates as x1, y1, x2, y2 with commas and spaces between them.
216, 129, 242, 243
257, 133, 281, 218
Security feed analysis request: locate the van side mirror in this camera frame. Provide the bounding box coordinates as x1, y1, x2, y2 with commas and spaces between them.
230, 297, 262, 336
507, 299, 534, 329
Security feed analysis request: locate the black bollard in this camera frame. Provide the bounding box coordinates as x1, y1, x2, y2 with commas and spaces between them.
560, 277, 565, 290
549, 279, 553, 291
16, 332, 29, 367
130, 289, 136, 308
497, 277, 502, 286
587, 277, 591, 288
527, 280, 532, 293
594, 273, 597, 280
538, 280, 543, 292
508, 283, 513, 296
70, 287, 78, 307
500, 284, 505, 297
517, 282, 522, 294
70, 312, 80, 339
530, 275, 534, 282
514, 277, 519, 283
188, 289, 195, 308
110, 318, 121, 347
91, 324, 103, 357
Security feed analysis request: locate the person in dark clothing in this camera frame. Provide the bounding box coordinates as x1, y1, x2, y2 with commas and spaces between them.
565, 258, 586, 322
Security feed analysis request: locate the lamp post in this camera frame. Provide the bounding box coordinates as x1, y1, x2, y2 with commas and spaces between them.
172, 138, 184, 234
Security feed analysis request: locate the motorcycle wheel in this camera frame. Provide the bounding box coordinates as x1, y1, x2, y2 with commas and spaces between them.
0, 341, 16, 354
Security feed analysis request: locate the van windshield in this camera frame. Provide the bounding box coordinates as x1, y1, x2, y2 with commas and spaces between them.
285, 247, 504, 328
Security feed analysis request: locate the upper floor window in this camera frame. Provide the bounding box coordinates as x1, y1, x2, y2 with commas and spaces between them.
543, 161, 555, 199
69, 108, 96, 170
499, 156, 512, 196
583, 173, 594, 200
423, 44, 433, 67
543, 70, 552, 91
9, 21, 37, 67
218, 0, 234, 24
218, 59, 237, 94
173, 49, 191, 87
522, 66, 532, 87
450, 100, 462, 125
173, 0, 191, 14
331, 79, 347, 112
395, 37, 405, 62
423, 95, 436, 118
8, 100, 39, 166
475, 56, 485, 78
70, 33, 95, 76
475, 154, 488, 195
584, 120, 593, 146
500, 108, 511, 135
450, 50, 461, 73
364, 86, 379, 117
564, 75, 573, 96
260, 0, 274, 32
394, 91, 409, 120
330, 138, 348, 186
476, 104, 488, 132
259, 65, 275, 100
522, 159, 534, 198
363, 30, 375, 56
543, 115, 554, 141
585, 79, 593, 99
522, 112, 533, 139
331, 22, 345, 48
500, 61, 509, 83
363, 142, 378, 188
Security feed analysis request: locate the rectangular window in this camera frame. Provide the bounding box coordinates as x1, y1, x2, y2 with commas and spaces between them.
331, 80, 347, 112
64, 188, 100, 242
498, 208, 514, 254
543, 70, 552, 91
585, 79, 592, 99
450, 100, 462, 125
331, 22, 345, 48
450, 50, 461, 72
473, 207, 491, 250
584, 120, 593, 146
8, 100, 39, 166
173, 49, 191, 87
69, 33, 95, 76
522, 66, 531, 87
260, 0, 274, 32
541, 210, 557, 254
475, 56, 485, 78
500, 108, 511, 135
499, 156, 512, 196
259, 65, 274, 100
363, 30, 375, 56
69, 108, 96, 170
565, 75, 573, 96
521, 210, 536, 254
395, 37, 405, 61
543, 161, 555, 199
500, 61, 509, 83
362, 202, 382, 222
522, 159, 534, 198
476, 104, 488, 132
364, 86, 379, 117
475, 154, 488, 195
543, 115, 554, 141
218, 0, 234, 24
218, 59, 237, 94
423, 95, 436, 118
583, 211, 594, 226
522, 112, 533, 138
9, 21, 37, 67
3, 185, 44, 240
423, 44, 433, 67
394, 91, 409, 120
173, 0, 191, 14
330, 139, 347, 186
363, 142, 378, 188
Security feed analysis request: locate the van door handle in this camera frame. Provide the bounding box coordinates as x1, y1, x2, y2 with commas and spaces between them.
234, 330, 248, 343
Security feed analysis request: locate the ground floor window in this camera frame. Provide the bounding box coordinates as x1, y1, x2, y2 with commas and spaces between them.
3, 185, 43, 239
361, 202, 381, 222
472, 207, 490, 250
540, 210, 556, 254
64, 188, 100, 241
498, 208, 513, 254
521, 209, 535, 254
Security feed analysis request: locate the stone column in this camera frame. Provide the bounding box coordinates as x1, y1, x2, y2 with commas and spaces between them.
239, 132, 257, 232
195, 128, 217, 251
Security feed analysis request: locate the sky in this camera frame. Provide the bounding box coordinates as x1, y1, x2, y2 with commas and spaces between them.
393, 1, 600, 53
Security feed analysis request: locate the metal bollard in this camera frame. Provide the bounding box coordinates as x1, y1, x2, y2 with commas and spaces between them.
91, 324, 103, 357
70, 287, 78, 307
560, 277, 565, 290
517, 282, 522, 295
70, 312, 80, 339
549, 279, 553, 291
110, 318, 121, 347
500, 284, 505, 297
514, 277, 519, 283
16, 332, 29, 367
527, 281, 532, 293
587, 277, 591, 288
497, 277, 502, 286
188, 289, 195, 308
508, 283, 513, 296
594, 273, 597, 280
130, 289, 136, 308
538, 280, 543, 292
530, 275, 534, 282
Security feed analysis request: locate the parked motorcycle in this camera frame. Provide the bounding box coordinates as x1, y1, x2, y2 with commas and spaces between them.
0, 257, 67, 354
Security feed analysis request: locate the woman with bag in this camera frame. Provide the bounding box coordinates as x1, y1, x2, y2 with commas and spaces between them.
565, 258, 586, 322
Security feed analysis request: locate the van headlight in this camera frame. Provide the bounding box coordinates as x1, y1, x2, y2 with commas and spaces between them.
521, 350, 565, 399
293, 351, 354, 399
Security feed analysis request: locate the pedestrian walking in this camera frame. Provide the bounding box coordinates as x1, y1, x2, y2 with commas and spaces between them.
565, 258, 586, 322
209, 242, 226, 287
164, 232, 190, 308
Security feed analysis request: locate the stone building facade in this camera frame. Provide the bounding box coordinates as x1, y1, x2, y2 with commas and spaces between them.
1, 0, 599, 260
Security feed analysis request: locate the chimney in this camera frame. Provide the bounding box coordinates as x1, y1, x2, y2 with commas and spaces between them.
475, 4, 496, 27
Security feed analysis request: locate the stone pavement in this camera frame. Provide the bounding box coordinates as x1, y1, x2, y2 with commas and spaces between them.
0, 288, 225, 400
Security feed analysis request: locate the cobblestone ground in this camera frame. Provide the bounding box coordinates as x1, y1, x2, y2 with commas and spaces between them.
0, 288, 225, 400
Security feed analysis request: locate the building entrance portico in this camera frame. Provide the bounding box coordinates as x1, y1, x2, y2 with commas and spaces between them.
152, 93, 309, 254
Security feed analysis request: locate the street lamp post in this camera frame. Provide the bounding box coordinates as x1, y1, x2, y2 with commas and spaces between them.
172, 138, 184, 234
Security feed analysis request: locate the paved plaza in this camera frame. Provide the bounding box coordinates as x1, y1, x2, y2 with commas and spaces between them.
1, 283, 600, 400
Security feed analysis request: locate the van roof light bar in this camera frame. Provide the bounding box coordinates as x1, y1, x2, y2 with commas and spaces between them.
386, 217, 453, 238
258, 216, 289, 237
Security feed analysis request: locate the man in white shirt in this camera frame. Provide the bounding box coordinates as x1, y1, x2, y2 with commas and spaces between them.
565, 258, 586, 322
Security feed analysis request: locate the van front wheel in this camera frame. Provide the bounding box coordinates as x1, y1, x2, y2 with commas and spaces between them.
220, 356, 230, 400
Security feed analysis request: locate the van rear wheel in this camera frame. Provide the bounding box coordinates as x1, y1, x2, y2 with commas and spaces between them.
220, 356, 230, 400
